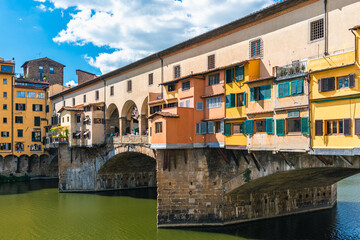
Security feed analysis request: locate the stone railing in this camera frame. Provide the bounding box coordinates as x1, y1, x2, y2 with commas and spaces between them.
111, 135, 149, 144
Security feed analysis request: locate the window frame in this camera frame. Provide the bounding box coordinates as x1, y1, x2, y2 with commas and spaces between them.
49, 67, 54, 74
325, 119, 344, 135
207, 54, 215, 70
208, 73, 220, 86
337, 76, 350, 89
174, 65, 181, 79
168, 84, 176, 92
309, 17, 324, 42
155, 122, 163, 133
232, 122, 243, 135
286, 118, 302, 134
127, 80, 132, 92
182, 81, 190, 91
254, 119, 267, 133
250, 38, 262, 58
148, 73, 154, 85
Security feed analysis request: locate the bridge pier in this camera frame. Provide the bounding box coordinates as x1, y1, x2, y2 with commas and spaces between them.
156, 149, 360, 227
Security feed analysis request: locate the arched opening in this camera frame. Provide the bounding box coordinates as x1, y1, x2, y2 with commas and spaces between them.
121, 100, 139, 136
106, 103, 120, 136
28, 154, 39, 173
97, 152, 156, 190
140, 97, 149, 136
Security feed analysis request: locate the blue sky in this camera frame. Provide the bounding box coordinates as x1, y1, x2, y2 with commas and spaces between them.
0, 0, 277, 86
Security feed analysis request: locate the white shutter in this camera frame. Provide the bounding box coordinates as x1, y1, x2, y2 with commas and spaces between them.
208, 121, 214, 134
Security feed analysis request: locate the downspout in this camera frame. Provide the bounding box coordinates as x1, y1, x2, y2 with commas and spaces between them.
307, 72, 312, 152
324, 0, 328, 56
156, 53, 164, 98
11, 75, 14, 155
103, 79, 106, 144
350, 28, 358, 66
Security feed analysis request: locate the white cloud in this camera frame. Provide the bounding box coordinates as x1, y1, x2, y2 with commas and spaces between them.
36, 4, 47, 11
34, 0, 46, 2
65, 80, 78, 87
48, 0, 275, 73
19, 18, 23, 21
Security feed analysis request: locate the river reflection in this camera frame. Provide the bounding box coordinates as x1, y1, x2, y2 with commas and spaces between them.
0, 175, 359, 240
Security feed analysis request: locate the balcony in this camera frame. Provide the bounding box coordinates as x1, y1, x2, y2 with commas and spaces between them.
275, 60, 308, 80
52, 137, 69, 144
109, 135, 149, 145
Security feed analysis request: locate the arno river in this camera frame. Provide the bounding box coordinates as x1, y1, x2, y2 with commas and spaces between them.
0, 175, 359, 240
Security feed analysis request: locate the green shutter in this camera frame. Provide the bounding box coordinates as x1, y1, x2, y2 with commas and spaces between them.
235, 66, 244, 81
265, 85, 271, 99
243, 92, 246, 106
291, 80, 297, 95
278, 83, 284, 97
244, 120, 253, 135
276, 119, 285, 135
226, 94, 231, 108
34, 117, 40, 126
301, 117, 309, 134
230, 93, 235, 108
266, 118, 273, 134
224, 123, 231, 136
297, 79, 304, 94
225, 69, 234, 83
32, 132, 35, 141
284, 82, 289, 97
250, 88, 254, 101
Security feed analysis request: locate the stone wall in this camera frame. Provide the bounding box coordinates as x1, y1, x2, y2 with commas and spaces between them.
23, 58, 64, 85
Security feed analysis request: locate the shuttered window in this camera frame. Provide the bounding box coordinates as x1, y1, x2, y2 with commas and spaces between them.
226, 94, 235, 108
195, 122, 207, 135
244, 120, 253, 135
182, 81, 190, 91
349, 73, 356, 88
127, 80, 132, 92
301, 117, 309, 134
232, 123, 242, 134
208, 54, 215, 70
319, 77, 335, 92
236, 92, 246, 107
174, 65, 181, 79
278, 79, 302, 97
34, 116, 40, 127
224, 123, 231, 136
276, 119, 285, 135
235, 66, 244, 81
266, 118, 273, 134
208, 121, 214, 134
315, 120, 323, 136
355, 118, 360, 135
225, 68, 234, 83
148, 73, 153, 85
344, 118, 351, 136
251, 85, 271, 101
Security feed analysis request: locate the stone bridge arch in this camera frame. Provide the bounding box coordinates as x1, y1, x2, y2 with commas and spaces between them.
106, 103, 120, 136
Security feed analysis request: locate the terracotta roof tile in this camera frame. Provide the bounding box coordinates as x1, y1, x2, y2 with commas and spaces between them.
148, 111, 179, 119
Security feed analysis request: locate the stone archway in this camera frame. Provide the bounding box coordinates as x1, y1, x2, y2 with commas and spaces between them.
121, 100, 139, 136
106, 103, 120, 136
140, 97, 149, 136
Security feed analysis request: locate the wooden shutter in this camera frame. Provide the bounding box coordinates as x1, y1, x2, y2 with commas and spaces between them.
328, 77, 335, 91
235, 66, 244, 81
230, 94, 235, 108
40, 105, 43, 111
250, 88, 254, 101
344, 118, 351, 135
301, 117, 309, 134
349, 73, 356, 88
34, 117, 40, 126
244, 120, 253, 135
208, 55, 215, 70
315, 120, 323, 136
318, 78, 322, 92
255, 87, 260, 101
225, 69, 233, 83
266, 118, 273, 134
278, 83, 283, 97
195, 123, 200, 134
226, 94, 231, 108
276, 119, 285, 135
224, 123, 231, 136
220, 121, 224, 133
297, 79, 304, 94
355, 118, 360, 135
284, 82, 289, 97
291, 80, 297, 95
208, 121, 214, 134
266, 85, 271, 99
243, 92, 246, 106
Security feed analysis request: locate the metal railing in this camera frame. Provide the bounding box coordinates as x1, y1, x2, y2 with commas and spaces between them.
275, 60, 308, 79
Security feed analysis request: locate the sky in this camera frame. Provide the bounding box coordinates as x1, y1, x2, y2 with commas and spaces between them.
0, 0, 279, 87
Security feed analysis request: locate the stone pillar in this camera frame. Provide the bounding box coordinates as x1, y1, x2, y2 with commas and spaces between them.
119, 117, 126, 137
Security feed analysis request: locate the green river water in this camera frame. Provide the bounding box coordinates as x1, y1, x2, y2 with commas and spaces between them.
0, 174, 359, 240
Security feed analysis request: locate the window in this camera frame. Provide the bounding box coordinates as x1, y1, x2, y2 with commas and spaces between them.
37, 92, 45, 99
49, 67, 54, 74
208, 54, 215, 70
235, 66, 244, 81
155, 122, 162, 133
3, 79, 7, 84
326, 120, 344, 135
110, 86, 114, 96
165, 102, 177, 108
250, 39, 262, 58
287, 118, 301, 133
67, 116, 69, 122
39, 66, 43, 73
0, 143, 11, 150
255, 120, 266, 133
318, 77, 335, 92
32, 131, 41, 142
208, 74, 220, 86
226, 94, 235, 108
72, 98, 75, 106
3, 118, 7, 123
15, 142, 24, 151
236, 92, 246, 107
207, 96, 221, 109
76, 115, 81, 123
168, 84, 176, 92
27, 92, 35, 98
95, 90, 99, 100
337, 75, 356, 89
174, 65, 181, 79
16, 103, 26, 111
3, 92, 7, 98
225, 68, 234, 83
208, 121, 214, 134
34, 116, 41, 126
215, 121, 223, 133
46, 105, 49, 113
3, 104, 6, 110
233, 123, 243, 134
127, 80, 132, 92
185, 99, 190, 108
279, 79, 303, 97
1, 132, 9, 137
196, 102, 203, 111
17, 91, 26, 98
195, 122, 207, 134
15, 116, 22, 123
182, 81, 190, 91
30, 144, 42, 151
148, 73, 153, 85
250, 85, 271, 101
310, 18, 324, 41
32, 104, 43, 112
83, 95, 86, 103
18, 130, 23, 138
1, 65, 13, 72
150, 105, 162, 114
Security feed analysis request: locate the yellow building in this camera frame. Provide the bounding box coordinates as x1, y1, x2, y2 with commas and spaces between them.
309, 26, 360, 156
0, 58, 14, 156
224, 59, 259, 150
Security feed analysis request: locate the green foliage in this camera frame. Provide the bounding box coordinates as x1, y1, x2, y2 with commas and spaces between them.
243, 168, 251, 183
51, 126, 68, 138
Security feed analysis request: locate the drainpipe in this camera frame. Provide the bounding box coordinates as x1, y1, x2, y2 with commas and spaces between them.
103, 79, 106, 144
11, 75, 14, 155
307, 72, 312, 152
350, 28, 359, 65
324, 0, 328, 56
156, 53, 164, 98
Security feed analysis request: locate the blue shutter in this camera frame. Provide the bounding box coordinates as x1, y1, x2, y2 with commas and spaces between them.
208, 121, 214, 134
250, 88, 254, 101
200, 122, 207, 134
291, 80, 297, 95
225, 69, 234, 83
265, 85, 271, 99
226, 94, 231, 108
235, 66, 244, 81
259, 86, 265, 100
297, 79, 304, 94
230, 94, 235, 108
278, 83, 284, 98
224, 123, 231, 136
244, 120, 253, 135
266, 118, 273, 134
276, 119, 285, 135
195, 123, 200, 134
284, 82, 290, 97
301, 117, 309, 134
